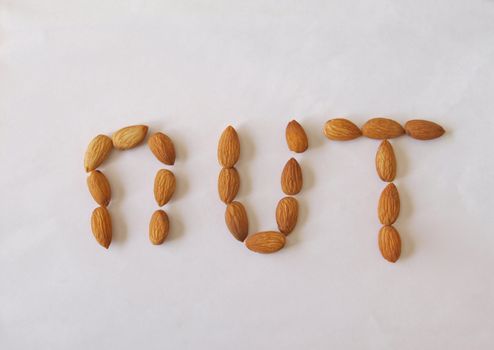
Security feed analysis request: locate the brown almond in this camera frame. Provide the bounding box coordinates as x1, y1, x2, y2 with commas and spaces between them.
218, 167, 240, 204
87, 170, 111, 206
112, 125, 148, 150
218, 126, 240, 168
245, 231, 286, 254
375, 140, 396, 182
286, 120, 308, 153
405, 120, 445, 140
154, 169, 176, 206
378, 183, 400, 225
378, 225, 401, 263
276, 197, 299, 235
281, 158, 303, 195
149, 210, 169, 245
225, 201, 248, 242
84, 135, 113, 172
362, 118, 404, 139
148, 132, 176, 165
91, 206, 112, 249
323, 118, 362, 141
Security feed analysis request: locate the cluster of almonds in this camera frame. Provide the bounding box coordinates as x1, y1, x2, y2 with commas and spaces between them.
217, 121, 308, 253
84, 125, 176, 248
323, 118, 445, 262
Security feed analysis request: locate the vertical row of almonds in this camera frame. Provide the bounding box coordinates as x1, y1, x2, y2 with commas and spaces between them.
218, 120, 308, 253
84, 125, 149, 248
324, 117, 444, 263
148, 132, 177, 245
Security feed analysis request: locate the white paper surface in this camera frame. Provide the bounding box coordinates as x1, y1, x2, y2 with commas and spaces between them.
1, 1, 494, 349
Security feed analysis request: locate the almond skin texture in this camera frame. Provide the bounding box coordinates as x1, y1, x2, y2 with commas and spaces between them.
218, 167, 240, 204
149, 210, 169, 245
84, 135, 113, 172
362, 118, 405, 139
91, 206, 112, 249
225, 201, 249, 242
218, 126, 240, 168
87, 170, 111, 206
404, 120, 445, 140
378, 225, 401, 263
245, 231, 286, 254
286, 120, 308, 153
281, 158, 303, 195
148, 132, 176, 165
112, 125, 148, 150
375, 140, 397, 182
154, 169, 176, 206
378, 183, 400, 225
276, 197, 299, 235
323, 118, 362, 141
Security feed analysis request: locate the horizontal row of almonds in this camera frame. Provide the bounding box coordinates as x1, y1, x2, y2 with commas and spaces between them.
84, 118, 444, 263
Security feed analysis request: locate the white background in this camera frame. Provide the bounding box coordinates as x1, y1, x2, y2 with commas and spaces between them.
1, 1, 494, 349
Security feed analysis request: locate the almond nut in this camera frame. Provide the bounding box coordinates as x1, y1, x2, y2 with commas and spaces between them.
362, 118, 404, 139
378, 183, 400, 225
84, 135, 113, 172
404, 120, 445, 140
281, 158, 303, 195
245, 231, 286, 253
375, 140, 396, 182
218, 126, 240, 168
154, 169, 176, 206
323, 118, 362, 141
91, 206, 112, 249
225, 201, 249, 242
218, 167, 240, 204
286, 120, 308, 153
149, 210, 169, 245
87, 170, 111, 206
148, 132, 176, 165
378, 225, 401, 263
276, 197, 299, 235
112, 125, 148, 150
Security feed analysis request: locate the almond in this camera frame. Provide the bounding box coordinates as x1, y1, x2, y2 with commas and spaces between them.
112, 125, 148, 150
362, 118, 404, 139
404, 119, 445, 140
218, 167, 240, 204
245, 231, 286, 254
91, 206, 112, 249
218, 126, 240, 168
276, 197, 299, 235
375, 140, 396, 182
87, 170, 111, 206
281, 158, 303, 195
149, 210, 169, 245
378, 183, 400, 225
286, 120, 308, 153
378, 225, 401, 263
225, 201, 248, 242
323, 118, 362, 141
148, 132, 176, 165
154, 169, 176, 206
84, 135, 113, 172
